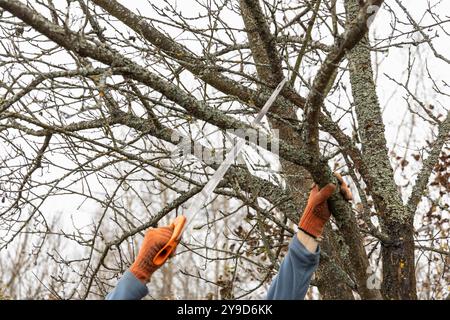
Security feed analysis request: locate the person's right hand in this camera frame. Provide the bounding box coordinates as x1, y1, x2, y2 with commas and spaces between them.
298, 172, 352, 239
130, 225, 175, 284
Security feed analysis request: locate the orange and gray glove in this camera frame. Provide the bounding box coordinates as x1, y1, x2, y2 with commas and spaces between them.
298, 173, 353, 239
130, 225, 175, 283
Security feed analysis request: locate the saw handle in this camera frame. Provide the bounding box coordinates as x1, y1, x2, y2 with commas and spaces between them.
152, 215, 186, 266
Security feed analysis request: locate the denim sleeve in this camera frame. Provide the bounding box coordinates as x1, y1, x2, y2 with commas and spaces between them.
105, 270, 149, 300
267, 235, 320, 300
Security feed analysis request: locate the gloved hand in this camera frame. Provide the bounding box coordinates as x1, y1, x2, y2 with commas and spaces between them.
298, 173, 352, 239
130, 225, 175, 283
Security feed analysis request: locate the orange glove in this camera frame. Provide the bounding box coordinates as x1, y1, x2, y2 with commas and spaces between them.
130, 225, 175, 283
298, 173, 352, 239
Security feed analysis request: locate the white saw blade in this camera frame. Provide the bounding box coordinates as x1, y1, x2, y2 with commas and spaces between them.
179, 77, 288, 239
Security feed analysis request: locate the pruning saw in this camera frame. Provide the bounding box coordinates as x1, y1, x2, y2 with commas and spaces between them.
153, 77, 288, 266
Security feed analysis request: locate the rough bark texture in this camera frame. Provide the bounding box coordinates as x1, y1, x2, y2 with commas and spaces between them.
345, 0, 417, 300
315, 224, 356, 299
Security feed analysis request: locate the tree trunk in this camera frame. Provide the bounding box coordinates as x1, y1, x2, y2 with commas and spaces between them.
345, 0, 417, 300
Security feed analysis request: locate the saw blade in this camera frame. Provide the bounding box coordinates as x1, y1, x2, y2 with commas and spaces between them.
179, 77, 288, 239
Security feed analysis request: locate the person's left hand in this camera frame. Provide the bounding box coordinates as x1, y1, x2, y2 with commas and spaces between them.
130, 225, 175, 283
298, 172, 353, 239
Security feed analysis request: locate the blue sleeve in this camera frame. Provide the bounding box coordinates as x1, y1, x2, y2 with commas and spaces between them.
106, 270, 149, 300
267, 235, 320, 300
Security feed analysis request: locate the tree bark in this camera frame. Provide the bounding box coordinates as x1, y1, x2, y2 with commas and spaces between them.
345, 0, 417, 300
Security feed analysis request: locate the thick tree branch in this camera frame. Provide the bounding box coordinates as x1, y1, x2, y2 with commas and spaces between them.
345, 0, 415, 299
407, 112, 450, 215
